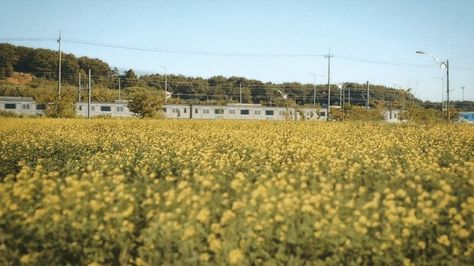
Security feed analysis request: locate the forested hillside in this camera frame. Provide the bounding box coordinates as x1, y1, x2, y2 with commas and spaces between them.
0, 43, 424, 107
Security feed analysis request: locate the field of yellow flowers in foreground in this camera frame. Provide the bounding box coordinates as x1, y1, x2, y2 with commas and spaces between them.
0, 118, 473, 265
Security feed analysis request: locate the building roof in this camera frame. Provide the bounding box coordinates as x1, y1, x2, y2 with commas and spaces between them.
0, 96, 35, 102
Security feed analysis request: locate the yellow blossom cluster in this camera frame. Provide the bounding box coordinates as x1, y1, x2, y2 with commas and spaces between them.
0, 118, 473, 265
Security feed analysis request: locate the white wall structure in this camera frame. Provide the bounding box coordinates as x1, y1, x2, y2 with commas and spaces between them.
163, 104, 327, 121
0, 96, 46, 116
383, 109, 402, 123
1, 96, 402, 123
75, 101, 134, 118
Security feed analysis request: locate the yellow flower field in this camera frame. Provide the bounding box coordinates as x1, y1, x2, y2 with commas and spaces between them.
0, 118, 473, 265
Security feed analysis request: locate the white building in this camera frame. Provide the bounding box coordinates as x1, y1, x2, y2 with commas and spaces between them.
0, 96, 46, 116
163, 103, 327, 121
383, 109, 402, 123
1, 96, 402, 122
75, 101, 133, 118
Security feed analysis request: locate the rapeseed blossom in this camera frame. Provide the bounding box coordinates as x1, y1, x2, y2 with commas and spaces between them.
0, 118, 473, 265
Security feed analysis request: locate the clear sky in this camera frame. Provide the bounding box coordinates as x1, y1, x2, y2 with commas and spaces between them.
1, 0, 473, 101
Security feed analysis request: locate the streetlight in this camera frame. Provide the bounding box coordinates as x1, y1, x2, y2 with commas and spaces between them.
160, 65, 168, 103
307, 72, 318, 108
416, 51, 450, 120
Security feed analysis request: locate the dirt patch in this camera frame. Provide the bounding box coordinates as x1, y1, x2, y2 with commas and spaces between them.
5, 72, 33, 85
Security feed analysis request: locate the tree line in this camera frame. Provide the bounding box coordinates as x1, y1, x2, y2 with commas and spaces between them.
0, 43, 427, 108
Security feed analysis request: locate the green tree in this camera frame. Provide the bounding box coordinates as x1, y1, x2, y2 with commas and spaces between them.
127, 87, 164, 118
0, 44, 18, 78
122, 69, 140, 88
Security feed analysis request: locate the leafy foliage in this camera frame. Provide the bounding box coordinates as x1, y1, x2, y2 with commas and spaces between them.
126, 87, 165, 118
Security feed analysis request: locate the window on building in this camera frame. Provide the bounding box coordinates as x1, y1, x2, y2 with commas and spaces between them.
203, 109, 210, 114
265, 110, 274, 116
319, 112, 326, 117
183, 108, 187, 113
195, 108, 198, 114
162, 107, 167, 113
255, 110, 261, 115
215, 109, 224, 114
229, 109, 235, 114
91, 106, 95, 111
36, 104, 46, 110
279, 111, 284, 115
101, 106, 111, 112
77, 106, 82, 111
23, 104, 30, 109
240, 109, 249, 115
117, 107, 124, 112
4, 103, 16, 109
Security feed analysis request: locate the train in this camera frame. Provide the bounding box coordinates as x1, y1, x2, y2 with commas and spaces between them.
0, 96, 403, 122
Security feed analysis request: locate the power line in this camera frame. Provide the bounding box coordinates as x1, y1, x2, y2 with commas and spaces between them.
62, 38, 327, 58
0, 38, 56, 42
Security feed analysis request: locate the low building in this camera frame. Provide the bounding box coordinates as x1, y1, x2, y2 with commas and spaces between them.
163, 104, 327, 121
75, 101, 133, 118
383, 109, 402, 123
0, 96, 45, 116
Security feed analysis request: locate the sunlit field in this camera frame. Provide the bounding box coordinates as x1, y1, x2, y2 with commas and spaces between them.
0, 118, 473, 265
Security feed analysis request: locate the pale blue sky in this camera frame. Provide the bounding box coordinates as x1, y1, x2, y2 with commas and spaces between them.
1, 0, 473, 101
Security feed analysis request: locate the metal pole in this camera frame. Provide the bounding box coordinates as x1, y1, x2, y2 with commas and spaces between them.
446, 60, 450, 121
78, 73, 81, 102
57, 31, 62, 99
88, 69, 91, 119
366, 81, 370, 109
240, 82, 242, 104
118, 77, 121, 101
326, 53, 332, 121
340, 85, 343, 107
165, 67, 168, 103
348, 86, 351, 105
313, 76, 316, 107
441, 78, 444, 116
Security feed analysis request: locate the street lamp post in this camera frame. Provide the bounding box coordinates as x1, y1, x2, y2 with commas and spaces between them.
416, 51, 450, 120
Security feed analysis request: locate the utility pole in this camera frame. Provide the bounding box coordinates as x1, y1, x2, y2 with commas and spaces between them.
446, 60, 450, 121
88, 69, 91, 119
339, 84, 343, 107
161, 66, 167, 103
461, 86, 465, 102
78, 73, 81, 102
348, 86, 351, 105
325, 53, 333, 121
118, 77, 121, 101
366, 81, 370, 109
57, 30, 62, 99
239, 82, 242, 104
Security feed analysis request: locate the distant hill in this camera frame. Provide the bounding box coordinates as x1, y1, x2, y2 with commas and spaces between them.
0, 43, 422, 107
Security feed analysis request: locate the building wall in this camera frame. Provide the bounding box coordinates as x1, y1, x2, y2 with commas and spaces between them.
75, 102, 134, 118
383, 109, 401, 123
163, 104, 327, 121
0, 97, 45, 115
1, 96, 402, 122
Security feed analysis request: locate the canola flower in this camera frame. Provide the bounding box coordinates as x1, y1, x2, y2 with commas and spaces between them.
0, 118, 473, 265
